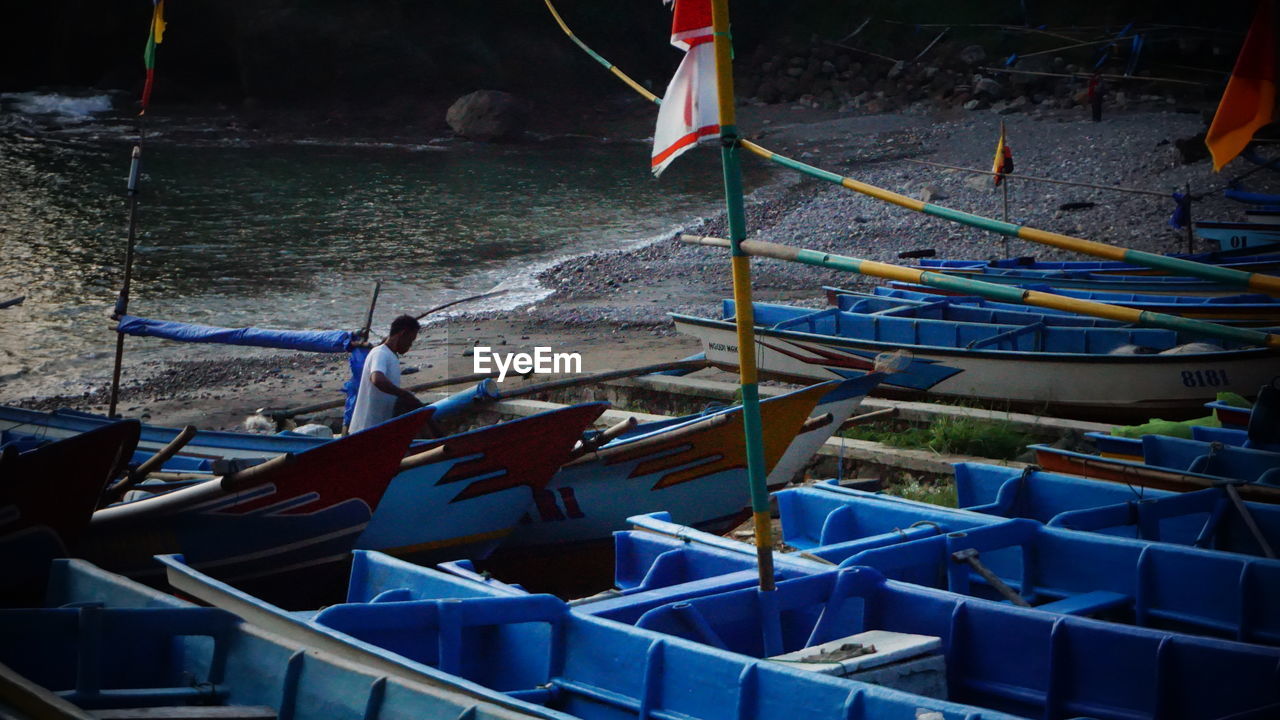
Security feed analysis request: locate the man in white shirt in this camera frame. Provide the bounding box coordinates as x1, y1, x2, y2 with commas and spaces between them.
348, 315, 423, 434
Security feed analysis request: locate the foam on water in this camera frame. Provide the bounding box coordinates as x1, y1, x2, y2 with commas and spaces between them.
1, 92, 114, 123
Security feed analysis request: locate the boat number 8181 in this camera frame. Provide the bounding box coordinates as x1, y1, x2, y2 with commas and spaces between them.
1181, 369, 1229, 388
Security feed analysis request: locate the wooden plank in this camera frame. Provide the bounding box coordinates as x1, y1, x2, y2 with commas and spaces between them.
90, 708, 276, 719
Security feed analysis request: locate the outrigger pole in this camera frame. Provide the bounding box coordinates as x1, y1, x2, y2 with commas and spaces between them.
709, 0, 775, 591
541, 0, 1280, 297
108, 146, 144, 418
682, 234, 1280, 348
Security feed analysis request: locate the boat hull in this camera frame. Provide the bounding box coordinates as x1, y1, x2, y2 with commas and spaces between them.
0, 404, 607, 568
672, 313, 1280, 420
1195, 221, 1280, 252
503, 381, 860, 550
79, 409, 432, 599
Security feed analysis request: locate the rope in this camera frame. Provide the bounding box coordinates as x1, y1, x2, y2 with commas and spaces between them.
904, 158, 1171, 198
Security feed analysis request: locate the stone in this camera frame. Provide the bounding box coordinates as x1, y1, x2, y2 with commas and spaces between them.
445, 90, 528, 142
964, 174, 991, 192
959, 44, 986, 65
821, 60, 837, 74
973, 77, 1004, 100
887, 60, 907, 80
963, 98, 987, 111
918, 185, 948, 202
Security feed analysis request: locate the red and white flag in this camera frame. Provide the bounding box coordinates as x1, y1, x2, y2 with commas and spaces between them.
651, 0, 719, 176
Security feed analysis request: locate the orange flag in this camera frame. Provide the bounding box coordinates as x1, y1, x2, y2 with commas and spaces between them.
1206, 1, 1277, 171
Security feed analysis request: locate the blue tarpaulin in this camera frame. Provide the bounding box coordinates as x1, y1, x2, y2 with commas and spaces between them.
116, 315, 354, 354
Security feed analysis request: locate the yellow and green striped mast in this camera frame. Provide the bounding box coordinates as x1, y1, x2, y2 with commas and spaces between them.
709, 0, 775, 591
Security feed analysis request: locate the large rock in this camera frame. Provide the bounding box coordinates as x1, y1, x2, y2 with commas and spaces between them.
959, 45, 987, 65
446, 90, 528, 142
973, 77, 1005, 100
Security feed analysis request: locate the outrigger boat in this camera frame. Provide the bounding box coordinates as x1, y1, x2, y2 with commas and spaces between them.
952, 462, 1280, 559
1, 559, 580, 720
1194, 221, 1280, 252
1032, 435, 1280, 503
573, 526, 1280, 720
157, 550, 1028, 720
672, 299, 1280, 419
625, 486, 1280, 647
0, 402, 607, 574
882, 281, 1280, 325
78, 407, 434, 598
505, 377, 879, 551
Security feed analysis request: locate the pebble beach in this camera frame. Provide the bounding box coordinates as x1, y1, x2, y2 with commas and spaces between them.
6, 101, 1277, 430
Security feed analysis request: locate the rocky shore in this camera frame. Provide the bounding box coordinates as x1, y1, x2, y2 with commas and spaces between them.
5, 98, 1277, 430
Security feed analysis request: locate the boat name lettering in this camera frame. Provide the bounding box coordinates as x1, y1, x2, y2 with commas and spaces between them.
1180, 369, 1229, 388
473, 346, 583, 382
708, 342, 737, 352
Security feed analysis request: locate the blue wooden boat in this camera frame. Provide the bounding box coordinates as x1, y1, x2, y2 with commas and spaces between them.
577, 526, 1280, 720
1033, 435, 1280, 501
1195, 221, 1280, 252
953, 462, 1280, 559
915, 251, 1280, 275
0, 402, 608, 572
672, 300, 1280, 419
868, 282, 1280, 325
920, 267, 1254, 296
755, 482, 1280, 644
0, 558, 573, 720
157, 550, 1028, 720
0, 420, 139, 605
826, 291, 1123, 328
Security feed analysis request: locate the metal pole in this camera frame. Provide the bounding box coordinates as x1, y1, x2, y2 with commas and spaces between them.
1002, 179, 1011, 258
1185, 183, 1194, 255
710, 0, 774, 591
107, 145, 143, 418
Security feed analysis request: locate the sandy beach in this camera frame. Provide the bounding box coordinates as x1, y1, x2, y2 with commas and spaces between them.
6, 99, 1277, 430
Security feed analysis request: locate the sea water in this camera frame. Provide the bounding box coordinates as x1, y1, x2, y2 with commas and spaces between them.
0, 92, 768, 396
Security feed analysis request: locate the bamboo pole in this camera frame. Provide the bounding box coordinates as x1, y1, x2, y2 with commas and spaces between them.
358, 281, 381, 342
537, 0, 1279, 295
495, 358, 710, 401
108, 146, 144, 418
904, 158, 1171, 197
681, 234, 1280, 348
415, 289, 509, 321
740, 140, 1280, 296
710, 0, 775, 592
979, 65, 1210, 87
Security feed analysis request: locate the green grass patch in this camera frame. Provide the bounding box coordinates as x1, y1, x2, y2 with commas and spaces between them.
882, 473, 958, 508
840, 416, 1034, 461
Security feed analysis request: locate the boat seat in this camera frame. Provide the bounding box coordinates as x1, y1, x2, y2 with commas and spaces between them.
1034, 590, 1130, 617
89, 707, 276, 719
965, 321, 1045, 351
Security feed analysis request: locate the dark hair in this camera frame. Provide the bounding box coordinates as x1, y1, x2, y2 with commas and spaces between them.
389, 314, 420, 336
